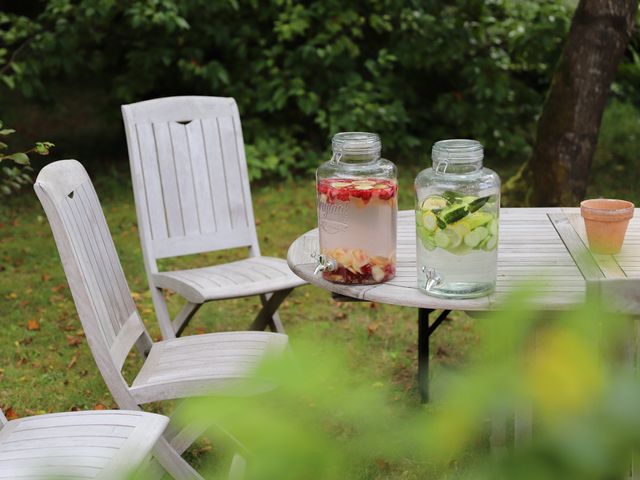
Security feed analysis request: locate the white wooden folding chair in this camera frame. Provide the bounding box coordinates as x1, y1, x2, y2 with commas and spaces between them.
121, 96, 306, 339
0, 407, 168, 479
35, 160, 288, 479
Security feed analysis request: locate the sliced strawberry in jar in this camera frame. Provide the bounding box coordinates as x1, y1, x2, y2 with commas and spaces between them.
330, 181, 352, 188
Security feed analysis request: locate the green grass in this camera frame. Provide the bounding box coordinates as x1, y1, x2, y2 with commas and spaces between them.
0, 167, 477, 420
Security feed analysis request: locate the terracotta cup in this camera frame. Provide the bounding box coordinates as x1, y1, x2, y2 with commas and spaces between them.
580, 199, 634, 254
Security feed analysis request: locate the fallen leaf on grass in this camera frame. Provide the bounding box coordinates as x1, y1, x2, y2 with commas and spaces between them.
131, 292, 143, 301
27, 319, 40, 331
67, 352, 79, 369
66, 335, 83, 346
51, 284, 66, 293
367, 323, 379, 336
41, 273, 51, 282
4, 407, 18, 420
93, 403, 107, 410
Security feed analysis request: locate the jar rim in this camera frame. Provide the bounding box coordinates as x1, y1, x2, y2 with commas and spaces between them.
332, 132, 381, 156
432, 139, 483, 164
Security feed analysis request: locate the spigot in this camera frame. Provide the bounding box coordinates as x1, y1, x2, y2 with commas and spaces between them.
422, 266, 442, 291
312, 253, 337, 275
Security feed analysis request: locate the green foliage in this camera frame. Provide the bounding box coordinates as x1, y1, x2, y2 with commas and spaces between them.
588, 100, 640, 201
1, 0, 575, 179
178, 290, 640, 479
0, 120, 53, 195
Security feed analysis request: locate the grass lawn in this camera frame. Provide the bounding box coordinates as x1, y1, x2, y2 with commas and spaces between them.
0, 166, 477, 416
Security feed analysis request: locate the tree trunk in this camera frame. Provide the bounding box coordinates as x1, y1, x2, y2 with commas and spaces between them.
531, 0, 637, 206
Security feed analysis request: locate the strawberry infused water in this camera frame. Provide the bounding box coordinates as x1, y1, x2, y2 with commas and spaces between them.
314, 132, 398, 285
317, 178, 397, 284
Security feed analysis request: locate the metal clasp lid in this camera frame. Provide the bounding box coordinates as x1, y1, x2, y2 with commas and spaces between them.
434, 147, 449, 174
312, 252, 337, 275
422, 266, 442, 291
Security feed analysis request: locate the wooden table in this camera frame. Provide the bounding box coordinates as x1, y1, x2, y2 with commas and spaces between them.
287, 208, 640, 402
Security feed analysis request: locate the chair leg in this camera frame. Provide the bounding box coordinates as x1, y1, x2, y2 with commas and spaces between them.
152, 287, 178, 340
250, 289, 292, 332
151, 436, 205, 480
172, 302, 202, 337
170, 421, 211, 456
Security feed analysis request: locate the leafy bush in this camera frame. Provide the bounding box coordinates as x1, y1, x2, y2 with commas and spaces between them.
587, 100, 640, 202
175, 289, 640, 479
0, 1, 599, 179
0, 120, 53, 194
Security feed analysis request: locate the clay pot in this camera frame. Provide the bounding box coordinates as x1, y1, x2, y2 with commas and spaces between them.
580, 199, 634, 254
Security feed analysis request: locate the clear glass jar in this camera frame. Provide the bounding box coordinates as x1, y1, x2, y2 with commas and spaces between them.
315, 132, 397, 284
415, 139, 500, 298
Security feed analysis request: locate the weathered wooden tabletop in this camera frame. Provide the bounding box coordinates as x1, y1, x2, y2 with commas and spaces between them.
287, 208, 640, 311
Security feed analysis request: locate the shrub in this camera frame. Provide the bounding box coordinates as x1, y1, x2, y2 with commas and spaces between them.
0, 1, 614, 179
0, 120, 53, 195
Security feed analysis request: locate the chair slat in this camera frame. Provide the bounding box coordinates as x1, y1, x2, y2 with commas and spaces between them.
187, 120, 217, 235
169, 122, 201, 236
135, 123, 169, 241
59, 196, 118, 345
202, 116, 233, 233
153, 122, 185, 238
217, 115, 249, 230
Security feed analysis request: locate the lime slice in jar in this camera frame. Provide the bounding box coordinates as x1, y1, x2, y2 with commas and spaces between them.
330, 181, 352, 188
421, 195, 448, 211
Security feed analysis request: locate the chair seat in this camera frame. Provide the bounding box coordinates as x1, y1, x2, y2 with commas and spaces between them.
0, 410, 168, 479
152, 256, 307, 303
130, 331, 288, 404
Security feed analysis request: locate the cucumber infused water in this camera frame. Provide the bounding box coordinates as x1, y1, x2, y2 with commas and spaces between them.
415, 139, 500, 298
416, 191, 498, 297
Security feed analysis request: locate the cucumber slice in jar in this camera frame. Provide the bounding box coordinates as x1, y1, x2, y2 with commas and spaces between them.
421, 195, 448, 212
417, 225, 436, 250
463, 226, 489, 248
483, 234, 498, 251
440, 204, 469, 224
422, 211, 438, 231
434, 229, 450, 248
444, 227, 462, 249
466, 195, 491, 212
488, 218, 498, 236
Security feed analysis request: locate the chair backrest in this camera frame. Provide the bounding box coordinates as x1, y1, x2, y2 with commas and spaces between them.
34, 161, 153, 397
121, 96, 260, 268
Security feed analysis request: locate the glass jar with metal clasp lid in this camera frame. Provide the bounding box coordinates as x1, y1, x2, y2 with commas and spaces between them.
415, 139, 500, 298
314, 132, 398, 285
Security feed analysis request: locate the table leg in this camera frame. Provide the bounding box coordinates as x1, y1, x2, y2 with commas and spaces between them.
418, 308, 451, 404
